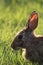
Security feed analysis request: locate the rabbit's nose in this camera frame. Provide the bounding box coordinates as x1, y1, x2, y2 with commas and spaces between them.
11, 43, 17, 50
11, 43, 14, 49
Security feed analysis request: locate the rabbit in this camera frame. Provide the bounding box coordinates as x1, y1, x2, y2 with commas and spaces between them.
11, 11, 43, 65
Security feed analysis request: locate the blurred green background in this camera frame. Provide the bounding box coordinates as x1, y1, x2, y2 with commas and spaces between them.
0, 0, 43, 65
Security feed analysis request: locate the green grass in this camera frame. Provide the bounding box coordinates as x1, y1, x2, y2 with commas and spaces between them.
0, 0, 43, 65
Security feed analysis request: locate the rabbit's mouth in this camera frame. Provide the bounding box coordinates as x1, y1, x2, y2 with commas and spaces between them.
13, 47, 21, 50
11, 44, 21, 50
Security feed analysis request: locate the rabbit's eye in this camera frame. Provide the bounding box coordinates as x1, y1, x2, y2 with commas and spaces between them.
18, 35, 23, 39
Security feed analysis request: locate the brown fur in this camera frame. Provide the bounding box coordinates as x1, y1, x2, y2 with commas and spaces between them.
11, 11, 43, 65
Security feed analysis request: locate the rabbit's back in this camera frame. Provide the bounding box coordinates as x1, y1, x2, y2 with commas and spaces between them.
37, 37, 43, 61
26, 37, 43, 62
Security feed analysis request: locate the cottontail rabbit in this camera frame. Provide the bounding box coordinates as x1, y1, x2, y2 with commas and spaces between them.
11, 11, 43, 64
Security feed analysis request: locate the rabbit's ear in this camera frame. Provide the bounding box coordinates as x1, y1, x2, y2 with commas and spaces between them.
27, 11, 38, 31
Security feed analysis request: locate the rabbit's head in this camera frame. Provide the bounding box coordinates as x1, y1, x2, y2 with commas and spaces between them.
11, 11, 38, 50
